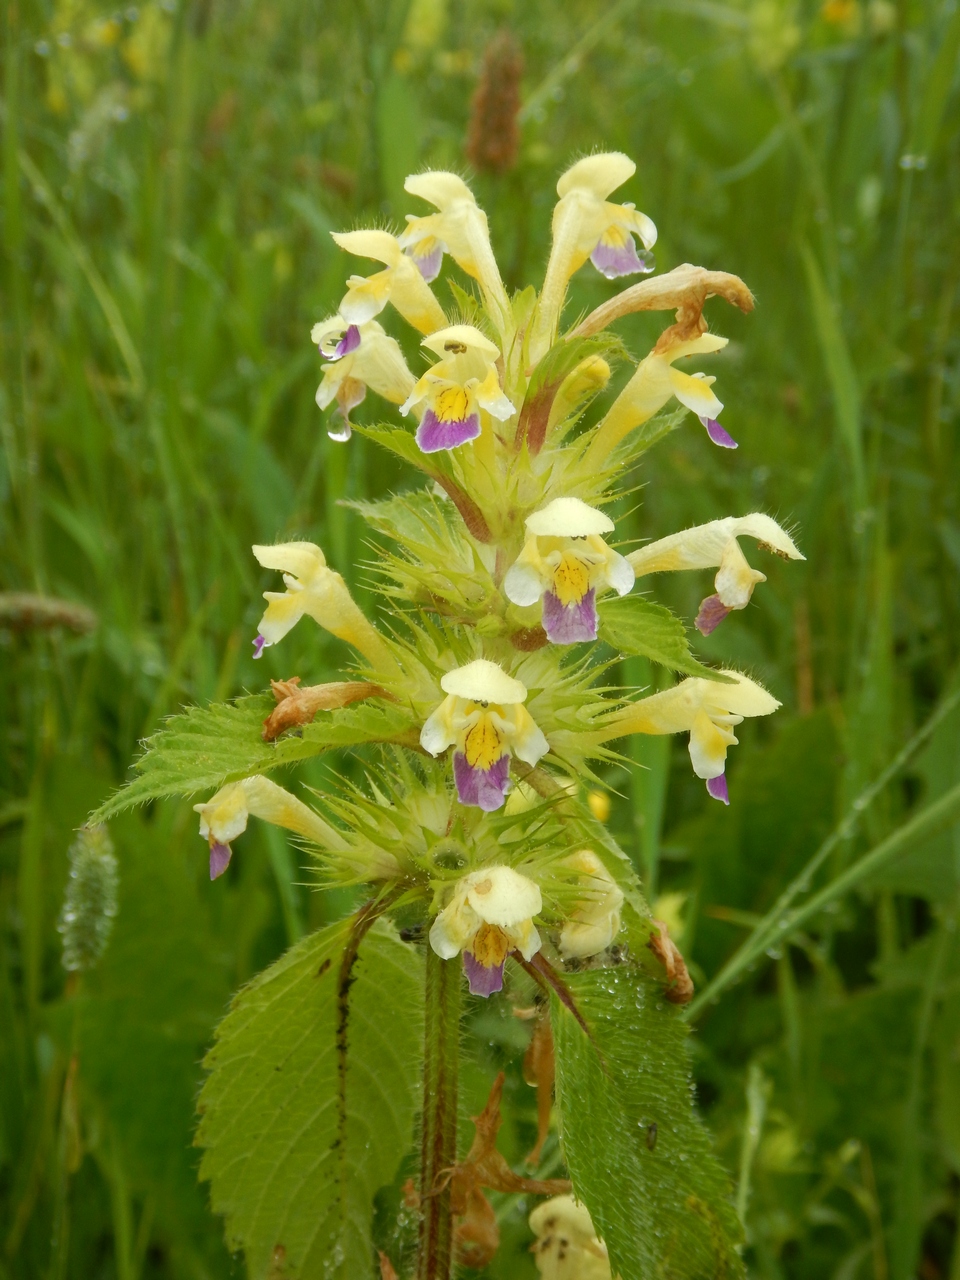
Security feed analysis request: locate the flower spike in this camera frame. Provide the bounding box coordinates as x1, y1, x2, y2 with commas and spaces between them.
420, 659, 549, 811
504, 497, 634, 644
331, 229, 447, 334
628, 514, 805, 635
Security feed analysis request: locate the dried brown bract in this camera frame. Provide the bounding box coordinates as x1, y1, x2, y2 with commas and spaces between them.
648, 919, 695, 1004
441, 1072, 570, 1268
261, 677, 393, 740
571, 263, 754, 345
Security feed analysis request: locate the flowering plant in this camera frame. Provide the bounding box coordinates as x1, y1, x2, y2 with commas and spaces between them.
93, 152, 802, 1280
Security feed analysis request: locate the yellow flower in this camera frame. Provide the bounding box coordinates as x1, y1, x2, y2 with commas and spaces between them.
420, 659, 549, 811
311, 316, 415, 441
401, 324, 515, 453
529, 1196, 611, 1280
504, 497, 634, 644
330, 228, 447, 334
558, 851, 624, 960
532, 152, 657, 359
602, 671, 780, 803
194, 775, 345, 879
585, 331, 732, 467
628, 513, 804, 635
399, 172, 512, 335
252, 541, 400, 676
429, 864, 542, 996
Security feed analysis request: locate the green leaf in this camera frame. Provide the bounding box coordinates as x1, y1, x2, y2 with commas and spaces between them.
197, 918, 423, 1280
553, 953, 744, 1280
90, 696, 419, 822
598, 595, 733, 681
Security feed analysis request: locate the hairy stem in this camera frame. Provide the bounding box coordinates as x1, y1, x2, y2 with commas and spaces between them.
417, 946, 461, 1280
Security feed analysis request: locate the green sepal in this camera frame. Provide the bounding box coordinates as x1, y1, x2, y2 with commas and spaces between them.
598, 595, 734, 682
196, 917, 423, 1280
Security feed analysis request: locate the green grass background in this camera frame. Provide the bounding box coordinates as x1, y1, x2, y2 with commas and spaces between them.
2, 0, 960, 1275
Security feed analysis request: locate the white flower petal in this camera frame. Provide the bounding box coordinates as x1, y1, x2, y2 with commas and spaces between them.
440, 659, 526, 705
464, 865, 542, 928
525, 496, 614, 538
503, 560, 546, 607
605, 551, 635, 596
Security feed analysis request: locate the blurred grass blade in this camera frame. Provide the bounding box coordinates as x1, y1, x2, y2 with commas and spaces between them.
687, 685, 960, 1018
800, 241, 865, 511
18, 151, 144, 395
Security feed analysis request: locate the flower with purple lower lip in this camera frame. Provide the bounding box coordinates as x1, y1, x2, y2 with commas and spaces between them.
404, 237, 444, 283
706, 774, 729, 805
209, 841, 232, 880
590, 229, 656, 280
195, 774, 345, 884
504, 497, 635, 645
313, 316, 415, 439
628, 514, 804, 639
699, 415, 738, 449
332, 324, 361, 359
694, 594, 732, 636
453, 751, 511, 812
252, 634, 268, 659
402, 325, 515, 456
601, 669, 780, 804
329, 228, 447, 334
428, 865, 543, 998
415, 399, 481, 454
419, 659, 549, 812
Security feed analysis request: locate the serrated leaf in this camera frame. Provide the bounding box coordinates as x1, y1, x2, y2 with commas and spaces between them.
197, 918, 423, 1280
553, 956, 744, 1280
91, 696, 419, 822
598, 595, 732, 681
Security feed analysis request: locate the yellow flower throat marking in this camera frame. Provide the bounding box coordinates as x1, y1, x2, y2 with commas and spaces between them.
463, 710, 505, 771
471, 922, 510, 967
553, 552, 591, 606
434, 385, 470, 423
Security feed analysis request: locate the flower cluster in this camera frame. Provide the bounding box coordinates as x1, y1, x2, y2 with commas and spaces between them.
194, 152, 801, 999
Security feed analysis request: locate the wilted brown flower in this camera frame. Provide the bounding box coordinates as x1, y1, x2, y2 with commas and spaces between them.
466, 31, 524, 176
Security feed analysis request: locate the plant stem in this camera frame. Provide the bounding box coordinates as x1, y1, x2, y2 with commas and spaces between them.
417, 946, 461, 1280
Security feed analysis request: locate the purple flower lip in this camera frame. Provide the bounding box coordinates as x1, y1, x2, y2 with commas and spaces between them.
699, 415, 738, 449
331, 325, 361, 360
591, 237, 655, 279
706, 774, 730, 805
252, 634, 267, 659
542, 588, 598, 644
406, 243, 444, 283
416, 408, 481, 454
463, 951, 505, 997
695, 594, 733, 636
453, 752, 511, 811
209, 841, 233, 879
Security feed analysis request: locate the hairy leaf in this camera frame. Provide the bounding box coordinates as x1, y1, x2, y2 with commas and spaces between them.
599, 595, 732, 681
553, 952, 744, 1280
91, 696, 418, 822
197, 919, 423, 1280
